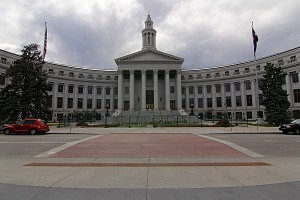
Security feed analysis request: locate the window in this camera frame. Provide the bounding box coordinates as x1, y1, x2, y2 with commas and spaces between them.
58, 84, 64, 93
245, 81, 251, 90
189, 98, 194, 107
198, 98, 203, 108
57, 97, 63, 108
88, 75, 94, 79
48, 69, 54, 74
225, 83, 230, 92
234, 69, 239, 75
181, 87, 185, 94
256, 65, 261, 71
216, 97, 222, 107
246, 95, 252, 106
114, 88, 118, 95
226, 96, 231, 107
236, 96, 242, 107
78, 86, 84, 94
291, 72, 299, 83
188, 75, 193, 79
246, 111, 252, 119
96, 99, 101, 109
206, 85, 211, 94
59, 71, 64, 76
198, 86, 202, 94
88, 86, 93, 95
79, 73, 84, 78
68, 85, 74, 93
189, 86, 193, 94
215, 84, 221, 93
46, 82, 53, 91
234, 82, 241, 91
207, 98, 212, 108
105, 99, 110, 108
97, 87, 101, 95
67, 98, 73, 108
290, 56, 297, 63
215, 72, 220, 77
87, 99, 92, 109
69, 72, 74, 77
0, 74, 6, 85
278, 59, 284, 66
106, 87, 110, 95
206, 74, 211, 78
114, 99, 118, 109
294, 89, 300, 103
170, 86, 175, 93
224, 71, 229, 76
245, 67, 249, 73
182, 99, 186, 109
77, 98, 83, 109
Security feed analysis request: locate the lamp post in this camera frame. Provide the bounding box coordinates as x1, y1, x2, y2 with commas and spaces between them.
105, 104, 109, 128
190, 103, 194, 116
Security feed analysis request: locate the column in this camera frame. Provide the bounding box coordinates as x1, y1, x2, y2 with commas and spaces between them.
74, 85, 78, 110
141, 70, 146, 110
241, 81, 246, 109
286, 73, 293, 106
153, 69, 158, 110
63, 84, 68, 110
212, 85, 216, 110
185, 86, 189, 110
194, 86, 198, 111
230, 83, 236, 109
92, 86, 97, 109
53, 83, 58, 110
221, 84, 226, 109
176, 69, 182, 109
203, 86, 207, 110
110, 87, 114, 111
102, 87, 106, 111
129, 69, 134, 111
117, 70, 123, 110
83, 86, 87, 110
165, 70, 170, 110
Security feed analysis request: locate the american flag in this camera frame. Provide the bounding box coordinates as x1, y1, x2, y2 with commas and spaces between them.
252, 27, 258, 57
43, 22, 47, 60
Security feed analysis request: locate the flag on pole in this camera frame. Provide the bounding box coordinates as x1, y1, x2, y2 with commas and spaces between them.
43, 22, 47, 60
252, 24, 258, 57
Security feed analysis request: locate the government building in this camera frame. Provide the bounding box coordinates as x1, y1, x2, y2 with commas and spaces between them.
1, 15, 300, 122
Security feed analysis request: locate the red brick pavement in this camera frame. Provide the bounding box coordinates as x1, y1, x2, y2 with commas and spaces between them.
50, 133, 248, 158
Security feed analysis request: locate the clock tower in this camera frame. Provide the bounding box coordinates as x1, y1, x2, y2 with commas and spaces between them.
142, 14, 157, 50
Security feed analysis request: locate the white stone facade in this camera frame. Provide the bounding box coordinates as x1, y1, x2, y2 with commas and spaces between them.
1, 14, 300, 122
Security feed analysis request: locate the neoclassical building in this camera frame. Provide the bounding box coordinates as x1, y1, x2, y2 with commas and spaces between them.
1, 14, 300, 122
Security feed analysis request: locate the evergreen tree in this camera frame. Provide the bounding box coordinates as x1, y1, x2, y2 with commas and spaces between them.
261, 62, 291, 125
0, 44, 52, 122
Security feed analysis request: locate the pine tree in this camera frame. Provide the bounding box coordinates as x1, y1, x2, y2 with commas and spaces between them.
261, 62, 291, 125
0, 44, 52, 122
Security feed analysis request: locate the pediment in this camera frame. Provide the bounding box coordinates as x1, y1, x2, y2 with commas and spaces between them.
115, 49, 184, 64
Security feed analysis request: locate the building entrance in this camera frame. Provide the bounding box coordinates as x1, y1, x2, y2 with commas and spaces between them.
146, 90, 154, 110
170, 100, 176, 110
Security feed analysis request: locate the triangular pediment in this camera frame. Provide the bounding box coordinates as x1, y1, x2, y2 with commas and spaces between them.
115, 49, 184, 64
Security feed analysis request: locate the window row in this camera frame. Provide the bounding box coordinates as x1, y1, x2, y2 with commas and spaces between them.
54, 97, 118, 109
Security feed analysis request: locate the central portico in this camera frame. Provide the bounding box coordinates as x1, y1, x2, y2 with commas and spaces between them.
114, 14, 185, 116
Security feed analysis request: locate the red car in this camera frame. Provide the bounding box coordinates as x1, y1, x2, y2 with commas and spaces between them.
4, 119, 50, 135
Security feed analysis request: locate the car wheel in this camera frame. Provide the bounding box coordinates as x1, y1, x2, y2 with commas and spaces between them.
295, 128, 300, 135
30, 129, 37, 135
282, 130, 288, 134
4, 129, 11, 135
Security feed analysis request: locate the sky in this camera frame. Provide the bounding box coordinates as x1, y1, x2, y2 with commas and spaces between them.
1, 0, 300, 70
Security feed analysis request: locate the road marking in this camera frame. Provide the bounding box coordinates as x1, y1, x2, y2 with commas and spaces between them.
34, 135, 103, 158
199, 135, 264, 158
0, 142, 66, 144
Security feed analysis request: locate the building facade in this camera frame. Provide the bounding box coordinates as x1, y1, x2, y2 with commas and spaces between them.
1, 14, 300, 122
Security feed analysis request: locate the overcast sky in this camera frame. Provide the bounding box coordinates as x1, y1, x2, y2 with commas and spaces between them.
1, 0, 300, 70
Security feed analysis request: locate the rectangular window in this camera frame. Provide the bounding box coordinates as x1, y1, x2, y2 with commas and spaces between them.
96, 99, 101, 109
207, 98, 212, 108
225, 83, 230, 92
57, 97, 63, 108
189, 98, 194, 108
290, 56, 297, 63
114, 88, 118, 95
182, 99, 186, 109
245, 67, 250, 73
206, 85, 211, 94
294, 89, 300, 103
106, 87, 110, 95
68, 85, 74, 93
224, 71, 229, 76
87, 99, 92, 109
246, 111, 252, 119
189, 86, 193, 94
198, 98, 203, 108
170, 86, 175, 93
114, 99, 118, 109
97, 87, 101, 95
236, 96, 242, 107
234, 82, 241, 92
69, 72, 74, 77
48, 68, 54, 74
215, 84, 221, 93
46, 82, 53, 92
67, 98, 73, 108
234, 69, 239, 75
291, 72, 299, 83
0, 74, 5, 85
88, 86, 93, 94
77, 98, 83, 109
245, 81, 251, 90
79, 73, 84, 78
226, 96, 231, 107
181, 87, 185, 94
278, 59, 284, 66
198, 86, 202, 94
246, 95, 252, 106
78, 86, 84, 94
105, 99, 110, 109
216, 97, 222, 107
58, 84, 64, 92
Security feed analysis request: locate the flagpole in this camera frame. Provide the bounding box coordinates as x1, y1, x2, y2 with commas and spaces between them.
43, 22, 47, 62
252, 22, 259, 132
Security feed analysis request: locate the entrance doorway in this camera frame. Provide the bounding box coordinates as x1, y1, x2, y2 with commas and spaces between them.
170, 100, 176, 110
146, 90, 154, 110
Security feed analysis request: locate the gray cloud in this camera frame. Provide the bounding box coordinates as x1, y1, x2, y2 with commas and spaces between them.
1, 0, 300, 69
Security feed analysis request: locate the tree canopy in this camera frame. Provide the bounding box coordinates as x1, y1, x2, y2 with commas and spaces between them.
260, 62, 291, 125
0, 44, 52, 122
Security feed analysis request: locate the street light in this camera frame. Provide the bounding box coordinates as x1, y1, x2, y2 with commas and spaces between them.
190, 103, 194, 116
105, 104, 109, 128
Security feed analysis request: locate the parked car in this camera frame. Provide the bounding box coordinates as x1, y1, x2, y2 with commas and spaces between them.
4, 119, 50, 135
279, 119, 300, 134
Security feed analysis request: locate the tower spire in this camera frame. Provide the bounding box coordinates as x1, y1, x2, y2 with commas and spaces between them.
142, 14, 156, 50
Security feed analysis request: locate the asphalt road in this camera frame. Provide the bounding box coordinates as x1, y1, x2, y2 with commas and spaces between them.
0, 131, 299, 200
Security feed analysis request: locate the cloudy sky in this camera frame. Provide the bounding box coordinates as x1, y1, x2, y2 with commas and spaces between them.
1, 0, 300, 70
